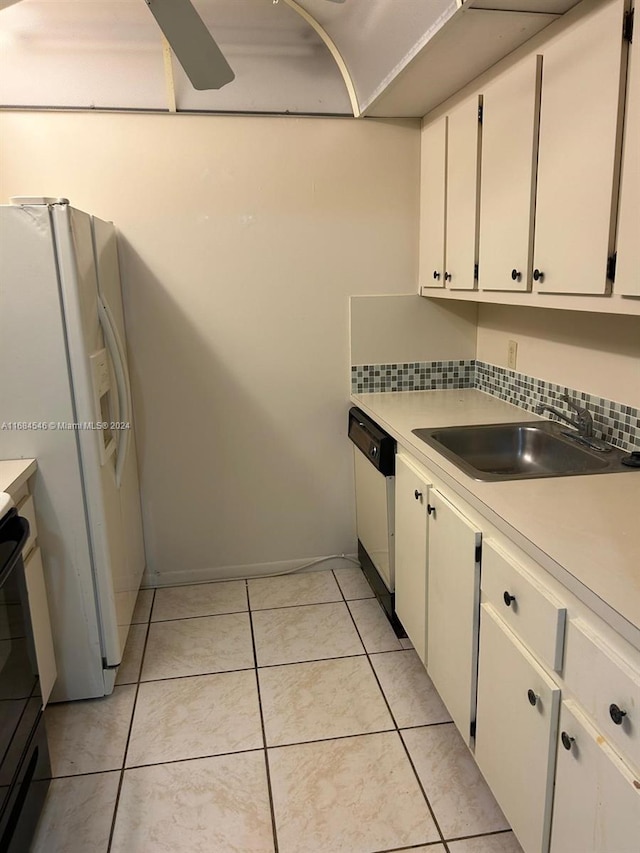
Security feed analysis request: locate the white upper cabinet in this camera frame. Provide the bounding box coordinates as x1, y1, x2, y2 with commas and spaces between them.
533, 0, 628, 295
445, 95, 482, 290
478, 54, 542, 292
419, 117, 448, 291
418, 96, 482, 294
615, 2, 640, 297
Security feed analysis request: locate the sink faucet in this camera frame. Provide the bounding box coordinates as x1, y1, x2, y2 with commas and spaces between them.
536, 393, 594, 438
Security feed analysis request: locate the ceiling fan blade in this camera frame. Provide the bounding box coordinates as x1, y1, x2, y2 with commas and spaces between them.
144, 0, 235, 90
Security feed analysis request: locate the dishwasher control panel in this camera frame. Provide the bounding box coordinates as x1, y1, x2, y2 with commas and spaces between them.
348, 407, 395, 476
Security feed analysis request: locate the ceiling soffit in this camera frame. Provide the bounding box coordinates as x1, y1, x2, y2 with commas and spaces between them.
0, 0, 585, 116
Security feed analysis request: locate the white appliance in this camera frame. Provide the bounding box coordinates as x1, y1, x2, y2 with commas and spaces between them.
348, 407, 401, 633
0, 198, 146, 702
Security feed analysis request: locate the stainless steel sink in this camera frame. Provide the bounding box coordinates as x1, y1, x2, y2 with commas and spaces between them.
412, 421, 634, 481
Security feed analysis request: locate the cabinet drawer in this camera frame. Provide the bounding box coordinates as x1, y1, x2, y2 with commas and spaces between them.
17, 494, 37, 558
564, 618, 640, 773
482, 539, 566, 671
550, 700, 640, 853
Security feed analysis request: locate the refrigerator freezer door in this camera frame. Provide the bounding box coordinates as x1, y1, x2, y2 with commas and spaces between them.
51, 205, 126, 669
92, 216, 146, 650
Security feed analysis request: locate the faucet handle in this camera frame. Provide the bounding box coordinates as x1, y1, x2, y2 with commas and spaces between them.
560, 393, 593, 436
561, 393, 587, 414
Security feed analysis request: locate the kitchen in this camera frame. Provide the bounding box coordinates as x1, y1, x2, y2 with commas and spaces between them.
0, 0, 639, 851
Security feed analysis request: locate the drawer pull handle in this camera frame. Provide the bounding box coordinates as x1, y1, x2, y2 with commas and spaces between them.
609, 704, 627, 726
414, 490, 422, 501
561, 731, 575, 751
503, 591, 516, 607
527, 689, 539, 707
427, 504, 436, 516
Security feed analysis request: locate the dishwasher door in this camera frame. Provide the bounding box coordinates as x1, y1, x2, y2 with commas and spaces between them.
353, 448, 395, 592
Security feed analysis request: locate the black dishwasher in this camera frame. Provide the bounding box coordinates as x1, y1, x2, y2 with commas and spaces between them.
0, 507, 51, 853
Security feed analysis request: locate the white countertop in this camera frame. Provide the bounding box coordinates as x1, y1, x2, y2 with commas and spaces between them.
0, 459, 37, 495
352, 389, 640, 649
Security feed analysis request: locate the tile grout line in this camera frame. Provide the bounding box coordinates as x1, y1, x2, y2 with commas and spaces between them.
47, 718, 458, 780
371, 841, 446, 853
443, 827, 517, 845
246, 579, 280, 853
334, 570, 451, 853
144, 594, 376, 626
396, 729, 451, 853
106, 587, 156, 853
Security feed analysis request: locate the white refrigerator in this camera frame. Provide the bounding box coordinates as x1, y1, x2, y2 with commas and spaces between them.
0, 198, 146, 701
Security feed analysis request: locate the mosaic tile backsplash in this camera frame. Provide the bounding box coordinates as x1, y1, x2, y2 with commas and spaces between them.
351, 360, 639, 451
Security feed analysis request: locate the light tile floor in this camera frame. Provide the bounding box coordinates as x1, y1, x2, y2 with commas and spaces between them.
31, 568, 523, 853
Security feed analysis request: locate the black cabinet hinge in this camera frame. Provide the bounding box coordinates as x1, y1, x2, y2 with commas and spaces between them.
607, 252, 617, 283
474, 263, 479, 280
478, 103, 483, 123
470, 719, 477, 739
624, 8, 634, 42
475, 543, 482, 564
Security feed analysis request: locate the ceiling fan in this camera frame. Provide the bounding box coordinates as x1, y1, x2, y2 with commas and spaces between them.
144, 0, 235, 90
146, 0, 346, 92
0, 0, 345, 92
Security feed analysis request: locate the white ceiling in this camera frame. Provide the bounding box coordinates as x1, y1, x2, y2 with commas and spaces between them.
0, 0, 352, 113
0, 0, 584, 116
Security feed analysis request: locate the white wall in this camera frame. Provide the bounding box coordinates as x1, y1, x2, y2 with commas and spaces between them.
0, 111, 420, 584
477, 304, 640, 408
350, 294, 477, 365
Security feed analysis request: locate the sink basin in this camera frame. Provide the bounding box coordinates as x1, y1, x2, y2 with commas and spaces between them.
412, 421, 632, 481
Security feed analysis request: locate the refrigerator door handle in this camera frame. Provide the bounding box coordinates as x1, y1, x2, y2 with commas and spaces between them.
97, 297, 131, 488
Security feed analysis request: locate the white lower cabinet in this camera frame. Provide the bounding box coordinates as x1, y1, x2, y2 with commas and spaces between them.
426, 487, 481, 744
550, 700, 640, 853
563, 618, 640, 773
475, 604, 560, 853
392, 446, 640, 853
394, 453, 430, 662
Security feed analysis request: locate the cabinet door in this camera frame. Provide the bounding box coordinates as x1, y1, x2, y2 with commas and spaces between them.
616, 3, 640, 296
419, 117, 447, 291
478, 54, 542, 292
394, 454, 431, 662
445, 95, 482, 291
426, 488, 481, 742
533, 0, 627, 294
550, 700, 640, 853
475, 604, 560, 853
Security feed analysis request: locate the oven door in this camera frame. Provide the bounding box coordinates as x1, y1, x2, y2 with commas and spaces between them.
0, 509, 51, 851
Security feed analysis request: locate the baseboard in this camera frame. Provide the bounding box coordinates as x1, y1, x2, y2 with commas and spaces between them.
140, 553, 360, 589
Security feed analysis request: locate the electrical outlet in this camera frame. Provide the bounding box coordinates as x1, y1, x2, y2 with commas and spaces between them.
507, 340, 518, 370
